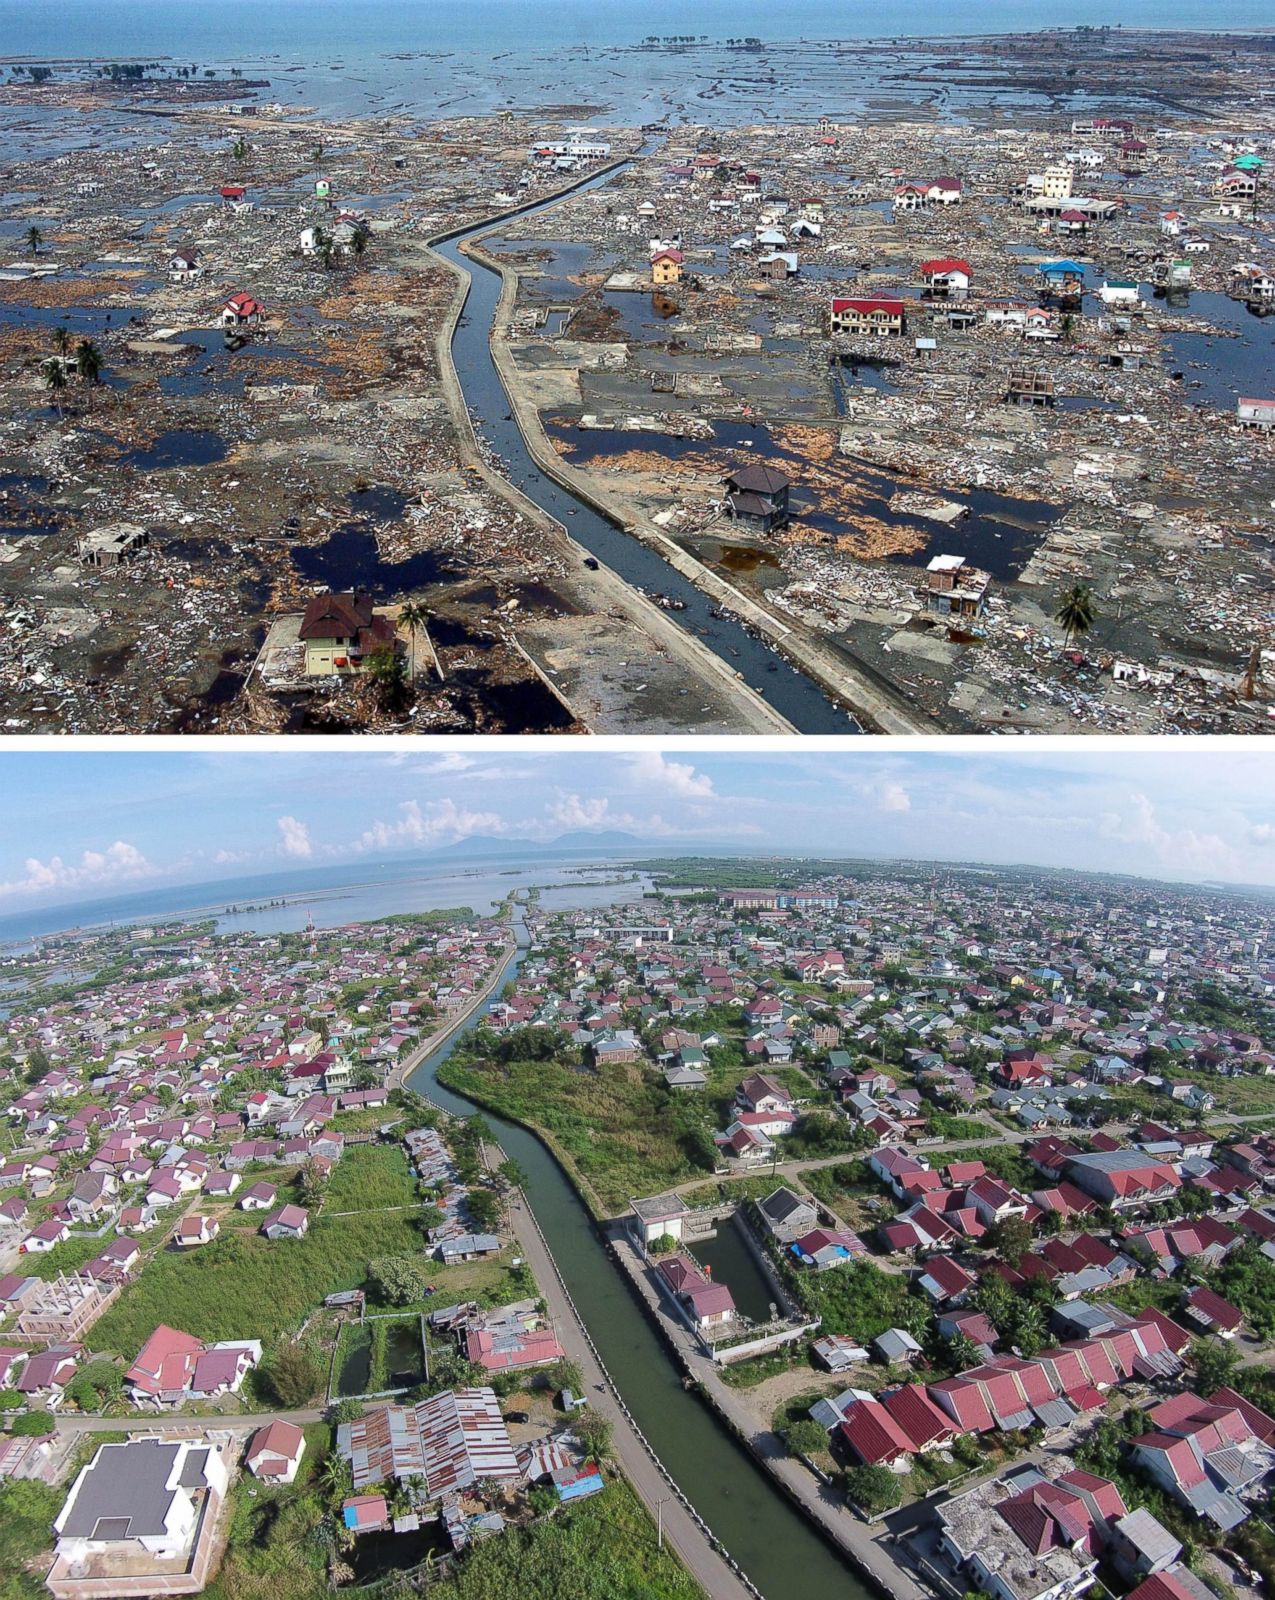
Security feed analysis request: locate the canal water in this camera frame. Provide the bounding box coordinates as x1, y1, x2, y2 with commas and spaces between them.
408, 907, 870, 1600
431, 168, 857, 734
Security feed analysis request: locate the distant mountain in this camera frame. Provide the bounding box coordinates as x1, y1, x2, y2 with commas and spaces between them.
428, 830, 648, 859
549, 830, 647, 849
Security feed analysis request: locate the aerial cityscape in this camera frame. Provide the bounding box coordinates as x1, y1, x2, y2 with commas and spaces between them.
0, 7, 1270, 733
0, 746, 1270, 1600
1, 0, 1273, 1593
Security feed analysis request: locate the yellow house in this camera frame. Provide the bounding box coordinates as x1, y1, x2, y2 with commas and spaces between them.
299, 592, 396, 676
651, 249, 684, 285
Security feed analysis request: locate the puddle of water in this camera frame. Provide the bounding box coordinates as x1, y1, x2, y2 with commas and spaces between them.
710, 542, 781, 574
119, 429, 227, 471
1161, 289, 1275, 411
291, 524, 450, 591
549, 414, 1064, 580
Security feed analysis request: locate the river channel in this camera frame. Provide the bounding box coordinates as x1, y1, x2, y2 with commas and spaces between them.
430, 167, 857, 735
408, 908, 870, 1600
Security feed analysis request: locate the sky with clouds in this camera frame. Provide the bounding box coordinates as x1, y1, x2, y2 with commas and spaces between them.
0, 746, 1271, 911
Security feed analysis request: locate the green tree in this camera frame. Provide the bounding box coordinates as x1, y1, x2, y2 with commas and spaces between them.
24, 224, 42, 255
545, 1357, 584, 1396
1192, 1336, 1240, 1395
266, 1341, 321, 1406
329, 1396, 364, 1424
845, 1463, 902, 1514
785, 1419, 828, 1458
497, 1157, 527, 1192
8, 1408, 54, 1436
364, 644, 409, 712
989, 1213, 1033, 1264
75, 338, 103, 385
466, 1186, 501, 1231
368, 1254, 433, 1306
1055, 583, 1096, 650
398, 600, 432, 681
42, 357, 68, 416
569, 1407, 612, 1461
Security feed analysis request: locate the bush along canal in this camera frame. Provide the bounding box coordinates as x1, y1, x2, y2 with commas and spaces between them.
430, 167, 857, 735
409, 911, 872, 1600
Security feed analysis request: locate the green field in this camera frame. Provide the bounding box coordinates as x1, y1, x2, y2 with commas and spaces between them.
324, 1143, 417, 1213
438, 1054, 701, 1215
425, 1479, 703, 1600
90, 1147, 427, 1358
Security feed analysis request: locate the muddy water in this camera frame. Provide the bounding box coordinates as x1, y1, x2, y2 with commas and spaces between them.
549, 413, 1063, 580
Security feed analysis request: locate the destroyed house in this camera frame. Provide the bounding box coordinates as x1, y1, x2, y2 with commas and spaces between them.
924, 555, 990, 620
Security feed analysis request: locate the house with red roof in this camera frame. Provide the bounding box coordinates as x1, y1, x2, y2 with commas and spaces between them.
245, 1419, 307, 1484
882, 1384, 955, 1452
829, 297, 906, 337
261, 1203, 309, 1240
1181, 1285, 1243, 1338
918, 1254, 976, 1305
221, 291, 263, 329
920, 258, 972, 294
839, 1396, 915, 1471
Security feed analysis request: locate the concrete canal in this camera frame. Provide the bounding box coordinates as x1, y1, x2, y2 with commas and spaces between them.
408, 910, 872, 1600
431, 168, 857, 735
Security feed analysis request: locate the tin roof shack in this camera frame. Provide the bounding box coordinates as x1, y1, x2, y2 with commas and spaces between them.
1238, 398, 1275, 431
924, 555, 991, 622
77, 524, 150, 569
338, 1386, 519, 1494
47, 1436, 230, 1599
723, 465, 792, 535
298, 592, 397, 677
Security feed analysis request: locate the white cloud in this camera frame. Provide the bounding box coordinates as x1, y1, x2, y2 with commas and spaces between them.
0, 840, 156, 902
277, 816, 313, 859
351, 798, 505, 854
213, 848, 252, 866
1098, 791, 1240, 880
626, 751, 715, 800
878, 782, 911, 813
545, 792, 676, 836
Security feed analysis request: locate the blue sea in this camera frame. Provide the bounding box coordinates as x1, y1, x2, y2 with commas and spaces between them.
0, 849, 662, 945
1, 0, 1271, 126
4, 0, 1271, 59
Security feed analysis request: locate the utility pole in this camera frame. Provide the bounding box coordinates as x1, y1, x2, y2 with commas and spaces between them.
656, 1495, 670, 1550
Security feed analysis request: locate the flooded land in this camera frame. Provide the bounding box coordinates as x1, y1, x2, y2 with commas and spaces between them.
0, 28, 1272, 732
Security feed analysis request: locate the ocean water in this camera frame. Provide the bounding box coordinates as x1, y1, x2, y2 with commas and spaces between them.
0, 850, 658, 945
4, 0, 1271, 59
1, 0, 1270, 127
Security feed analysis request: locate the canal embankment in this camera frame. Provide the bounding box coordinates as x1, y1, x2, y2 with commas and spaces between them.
463, 228, 931, 736
421, 170, 797, 738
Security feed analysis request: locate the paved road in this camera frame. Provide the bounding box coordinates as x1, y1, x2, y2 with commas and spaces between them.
501, 1187, 756, 1600
53, 1405, 328, 1435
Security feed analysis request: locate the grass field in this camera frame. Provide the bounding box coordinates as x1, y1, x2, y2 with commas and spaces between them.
323, 1143, 416, 1213
438, 1055, 699, 1214
90, 1206, 428, 1357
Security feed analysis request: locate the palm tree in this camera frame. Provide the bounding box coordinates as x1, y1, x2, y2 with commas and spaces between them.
365, 644, 409, 712
232, 135, 248, 163
24, 224, 42, 255
1055, 583, 1096, 650
42, 357, 68, 416
398, 600, 431, 680
52, 325, 72, 358
75, 338, 103, 385
350, 229, 367, 261
318, 234, 337, 272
